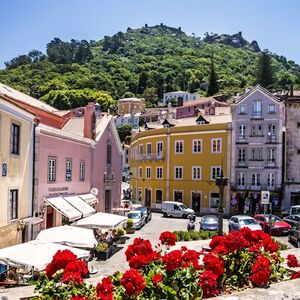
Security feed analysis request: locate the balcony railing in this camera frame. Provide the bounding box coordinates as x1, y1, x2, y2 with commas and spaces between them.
266, 159, 276, 167
237, 135, 247, 142
252, 111, 262, 119
232, 183, 281, 191
266, 135, 277, 143
136, 153, 164, 161
104, 172, 115, 182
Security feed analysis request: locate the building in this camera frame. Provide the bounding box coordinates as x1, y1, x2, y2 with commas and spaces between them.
0, 94, 35, 248
117, 97, 146, 114
114, 112, 141, 128
122, 144, 130, 181
163, 91, 200, 106
284, 92, 300, 207
231, 85, 285, 214
130, 112, 232, 214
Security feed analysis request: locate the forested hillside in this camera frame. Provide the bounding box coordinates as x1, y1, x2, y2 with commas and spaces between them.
1, 24, 299, 110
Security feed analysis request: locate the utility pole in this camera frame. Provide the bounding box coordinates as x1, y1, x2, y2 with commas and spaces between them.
215, 169, 228, 236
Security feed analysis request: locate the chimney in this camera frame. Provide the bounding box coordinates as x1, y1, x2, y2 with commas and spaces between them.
209, 100, 216, 115
84, 102, 96, 139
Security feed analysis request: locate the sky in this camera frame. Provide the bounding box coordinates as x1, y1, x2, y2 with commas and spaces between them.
1, 0, 300, 69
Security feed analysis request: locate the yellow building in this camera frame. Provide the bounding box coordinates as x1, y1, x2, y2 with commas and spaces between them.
118, 97, 146, 114
0, 95, 35, 248
130, 111, 232, 214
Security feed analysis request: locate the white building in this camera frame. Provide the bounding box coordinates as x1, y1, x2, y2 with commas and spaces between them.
163, 91, 200, 106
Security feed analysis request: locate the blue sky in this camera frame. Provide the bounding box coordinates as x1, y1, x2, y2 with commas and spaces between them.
1, 0, 300, 69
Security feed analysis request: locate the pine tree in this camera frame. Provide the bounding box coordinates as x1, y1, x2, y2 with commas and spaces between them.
256, 50, 275, 88
206, 53, 218, 96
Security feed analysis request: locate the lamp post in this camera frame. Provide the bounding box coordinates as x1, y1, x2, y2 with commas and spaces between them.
215, 169, 228, 236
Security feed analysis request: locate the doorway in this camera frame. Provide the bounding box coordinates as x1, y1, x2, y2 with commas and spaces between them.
192, 192, 201, 213
46, 206, 54, 228
145, 188, 151, 207
174, 191, 183, 202
105, 190, 111, 213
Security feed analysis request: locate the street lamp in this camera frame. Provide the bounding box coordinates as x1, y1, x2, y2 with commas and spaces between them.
215, 169, 228, 236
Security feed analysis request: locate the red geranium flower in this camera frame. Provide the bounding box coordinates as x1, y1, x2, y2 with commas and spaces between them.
162, 250, 183, 271
96, 277, 114, 300
152, 273, 163, 284
203, 254, 224, 278
121, 269, 146, 296
198, 270, 219, 298
159, 231, 177, 247
291, 271, 300, 279
287, 254, 299, 268
250, 256, 271, 286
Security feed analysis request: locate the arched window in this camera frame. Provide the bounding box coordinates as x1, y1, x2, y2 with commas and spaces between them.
107, 144, 112, 164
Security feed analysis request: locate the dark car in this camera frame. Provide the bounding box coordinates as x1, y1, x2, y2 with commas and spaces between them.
283, 215, 300, 227
254, 214, 291, 235
136, 207, 152, 223
288, 223, 300, 248
200, 215, 218, 231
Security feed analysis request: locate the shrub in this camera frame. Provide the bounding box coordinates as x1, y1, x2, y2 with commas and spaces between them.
96, 241, 110, 252
126, 218, 134, 229
116, 227, 125, 236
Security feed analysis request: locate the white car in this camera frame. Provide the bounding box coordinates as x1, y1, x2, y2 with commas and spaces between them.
228, 215, 262, 231
127, 210, 145, 229
121, 200, 142, 210
162, 201, 194, 218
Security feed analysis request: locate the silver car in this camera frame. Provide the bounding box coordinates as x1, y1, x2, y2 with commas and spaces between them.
229, 215, 262, 231
200, 215, 218, 231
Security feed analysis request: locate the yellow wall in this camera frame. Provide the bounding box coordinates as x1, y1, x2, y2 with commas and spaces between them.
0, 99, 34, 247
118, 100, 146, 114
130, 122, 232, 214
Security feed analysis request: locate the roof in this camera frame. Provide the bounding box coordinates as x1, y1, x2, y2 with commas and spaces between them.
0, 82, 57, 113
53, 110, 71, 116
118, 97, 145, 102
164, 91, 189, 94
62, 117, 102, 137
181, 97, 228, 108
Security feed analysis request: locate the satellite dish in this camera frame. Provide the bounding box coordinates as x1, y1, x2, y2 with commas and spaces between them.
90, 188, 99, 196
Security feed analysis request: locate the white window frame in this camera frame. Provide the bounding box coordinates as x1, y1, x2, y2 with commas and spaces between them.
66, 159, 72, 181
139, 144, 143, 159
211, 166, 221, 180
268, 148, 276, 163
211, 138, 222, 153
237, 172, 245, 186
251, 173, 261, 187
238, 148, 246, 164
253, 100, 262, 118
175, 140, 184, 154
156, 167, 163, 179
238, 125, 246, 141
239, 105, 246, 115
146, 143, 152, 159
9, 189, 18, 221
138, 167, 143, 179
146, 166, 151, 179
156, 141, 163, 158
268, 173, 275, 187
48, 157, 57, 183
174, 166, 183, 180
192, 139, 202, 153
79, 161, 85, 181
192, 166, 201, 180
268, 104, 276, 114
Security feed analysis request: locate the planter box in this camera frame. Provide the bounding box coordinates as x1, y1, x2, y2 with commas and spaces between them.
96, 246, 113, 260
116, 236, 127, 244
126, 227, 136, 234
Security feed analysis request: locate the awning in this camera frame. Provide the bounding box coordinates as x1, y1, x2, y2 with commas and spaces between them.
0, 241, 89, 271
79, 193, 98, 206
45, 196, 82, 221
20, 217, 44, 225
64, 196, 96, 217
73, 212, 127, 229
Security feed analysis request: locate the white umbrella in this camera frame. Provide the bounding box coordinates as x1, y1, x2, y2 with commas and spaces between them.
73, 212, 127, 229
0, 241, 89, 271
35, 225, 97, 249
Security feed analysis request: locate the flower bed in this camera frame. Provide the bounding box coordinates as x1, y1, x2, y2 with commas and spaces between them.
173, 230, 217, 241
36, 229, 300, 299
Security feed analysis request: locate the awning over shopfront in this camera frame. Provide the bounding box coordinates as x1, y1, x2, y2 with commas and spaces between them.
64, 196, 96, 217
20, 216, 44, 225
0, 241, 89, 271
79, 193, 98, 206
73, 212, 127, 229
45, 196, 82, 221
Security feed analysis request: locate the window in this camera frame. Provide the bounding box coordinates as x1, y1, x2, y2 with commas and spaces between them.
239, 105, 246, 114
65, 159, 72, 181
251, 124, 263, 136
48, 157, 56, 182
251, 148, 263, 160
79, 161, 85, 181
210, 192, 219, 208
107, 144, 112, 164
157, 141, 163, 158
156, 167, 163, 179
146, 143, 152, 158
193, 140, 202, 153
175, 140, 184, 153
237, 172, 245, 186
268, 124, 276, 142
9, 189, 18, 220
138, 167, 143, 179
211, 167, 221, 180
268, 104, 276, 114
174, 191, 183, 202
155, 190, 163, 204
211, 139, 222, 153
251, 173, 260, 186
238, 148, 246, 164
268, 173, 275, 187
192, 166, 201, 180
175, 167, 183, 179
238, 125, 246, 141
267, 148, 276, 163
253, 100, 262, 118
139, 144, 143, 158
11, 123, 20, 155
146, 167, 151, 179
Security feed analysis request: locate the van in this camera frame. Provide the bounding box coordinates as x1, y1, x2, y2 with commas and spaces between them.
161, 201, 194, 218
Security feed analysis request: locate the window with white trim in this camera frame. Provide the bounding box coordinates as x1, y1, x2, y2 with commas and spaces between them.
146, 167, 151, 179
251, 148, 263, 160
238, 148, 246, 164
268, 104, 276, 114
175, 166, 183, 179
192, 166, 201, 180
146, 143, 152, 158
138, 167, 143, 179
268, 173, 275, 187
267, 148, 276, 163
251, 173, 261, 186
211, 167, 221, 180
175, 140, 184, 153
157, 141, 163, 157
193, 140, 202, 153
253, 100, 262, 118
237, 172, 245, 186
239, 105, 246, 114
139, 144, 143, 158
66, 159, 72, 181
79, 161, 85, 181
211, 139, 222, 153
238, 125, 246, 140
156, 167, 163, 179
48, 157, 56, 182
155, 190, 163, 204
9, 189, 18, 220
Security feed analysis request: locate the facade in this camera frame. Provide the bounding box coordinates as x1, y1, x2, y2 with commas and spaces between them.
117, 98, 146, 114
163, 91, 200, 106
122, 144, 130, 181
114, 112, 140, 128
231, 85, 285, 214
0, 95, 35, 248
284, 93, 300, 207
130, 114, 232, 214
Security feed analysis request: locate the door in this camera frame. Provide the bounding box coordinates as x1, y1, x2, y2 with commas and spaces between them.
192, 192, 201, 213
174, 191, 183, 202
105, 190, 111, 213
145, 189, 151, 207
46, 207, 54, 228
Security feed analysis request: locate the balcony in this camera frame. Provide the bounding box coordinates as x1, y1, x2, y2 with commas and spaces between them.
266, 135, 277, 144
266, 159, 276, 168
232, 183, 281, 192
136, 153, 164, 161
236, 135, 247, 143
104, 172, 115, 184
251, 111, 263, 119
236, 160, 247, 168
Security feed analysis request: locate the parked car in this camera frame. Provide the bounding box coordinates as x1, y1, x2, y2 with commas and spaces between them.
161, 201, 194, 218
127, 210, 145, 229
254, 214, 291, 235
288, 223, 300, 247
199, 215, 218, 231
228, 215, 262, 231
283, 215, 300, 227
121, 199, 142, 210
136, 207, 152, 223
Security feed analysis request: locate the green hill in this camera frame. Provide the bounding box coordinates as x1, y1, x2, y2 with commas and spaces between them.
1, 24, 299, 110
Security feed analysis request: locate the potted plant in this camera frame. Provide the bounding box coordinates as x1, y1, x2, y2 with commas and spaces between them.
115, 227, 127, 244
95, 241, 113, 260
126, 219, 135, 234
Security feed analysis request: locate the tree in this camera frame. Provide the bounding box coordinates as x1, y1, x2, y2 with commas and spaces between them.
122, 92, 135, 98
206, 53, 218, 96
5, 55, 32, 69
117, 124, 132, 143
28, 50, 46, 62
256, 50, 275, 88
